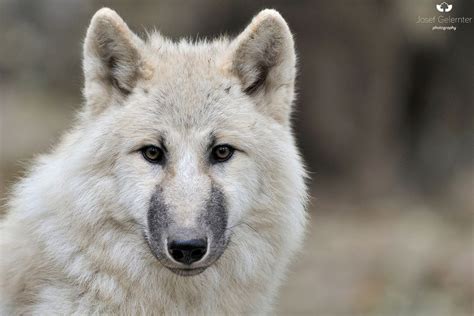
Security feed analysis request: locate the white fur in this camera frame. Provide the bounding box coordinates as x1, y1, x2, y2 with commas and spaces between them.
0, 8, 308, 315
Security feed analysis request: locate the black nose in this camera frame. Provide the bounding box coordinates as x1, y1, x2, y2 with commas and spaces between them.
168, 239, 207, 265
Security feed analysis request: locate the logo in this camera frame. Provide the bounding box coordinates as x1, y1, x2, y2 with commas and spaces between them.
436, 2, 453, 13
415, 1, 471, 31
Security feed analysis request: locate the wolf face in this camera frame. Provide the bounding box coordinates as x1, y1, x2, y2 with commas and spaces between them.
79, 8, 299, 277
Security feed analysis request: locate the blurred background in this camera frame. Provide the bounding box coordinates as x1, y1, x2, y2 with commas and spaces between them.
0, 0, 473, 315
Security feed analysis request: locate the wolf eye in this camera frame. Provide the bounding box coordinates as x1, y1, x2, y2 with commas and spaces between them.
211, 145, 234, 163
141, 146, 164, 164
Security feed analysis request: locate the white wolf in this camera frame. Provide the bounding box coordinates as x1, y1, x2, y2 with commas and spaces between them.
0, 8, 308, 315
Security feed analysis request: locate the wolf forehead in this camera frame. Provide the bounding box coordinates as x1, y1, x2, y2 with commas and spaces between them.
115, 42, 260, 135
122, 74, 256, 138
103, 37, 259, 131
138, 37, 235, 91
137, 46, 245, 120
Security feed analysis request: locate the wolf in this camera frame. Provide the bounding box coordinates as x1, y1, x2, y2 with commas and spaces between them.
0, 8, 308, 315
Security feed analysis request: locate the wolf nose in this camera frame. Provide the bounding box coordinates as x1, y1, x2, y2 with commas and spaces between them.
168, 239, 207, 265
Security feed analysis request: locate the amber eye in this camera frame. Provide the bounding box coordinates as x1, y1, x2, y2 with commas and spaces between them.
211, 145, 234, 163
141, 146, 164, 164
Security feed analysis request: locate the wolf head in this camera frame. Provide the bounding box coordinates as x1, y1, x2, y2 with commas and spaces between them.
78, 8, 303, 276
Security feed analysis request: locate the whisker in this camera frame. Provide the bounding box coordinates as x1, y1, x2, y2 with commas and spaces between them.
226, 221, 263, 239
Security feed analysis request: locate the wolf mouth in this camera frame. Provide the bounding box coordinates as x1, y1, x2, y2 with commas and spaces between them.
169, 267, 207, 276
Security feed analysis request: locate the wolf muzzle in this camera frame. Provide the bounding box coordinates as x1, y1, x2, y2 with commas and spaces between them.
145, 185, 228, 275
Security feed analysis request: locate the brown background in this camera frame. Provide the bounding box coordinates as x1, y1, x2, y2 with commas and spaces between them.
1, 1, 472, 315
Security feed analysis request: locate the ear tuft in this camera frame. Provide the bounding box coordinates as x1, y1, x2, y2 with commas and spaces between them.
229, 9, 296, 124
83, 8, 143, 112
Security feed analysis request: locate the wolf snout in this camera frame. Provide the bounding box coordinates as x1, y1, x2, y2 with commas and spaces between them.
167, 238, 207, 265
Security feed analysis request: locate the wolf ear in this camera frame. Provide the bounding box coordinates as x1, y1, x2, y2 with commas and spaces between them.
83, 8, 144, 113
228, 9, 296, 124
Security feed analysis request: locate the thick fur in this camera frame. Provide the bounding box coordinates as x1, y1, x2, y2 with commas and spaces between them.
0, 8, 308, 315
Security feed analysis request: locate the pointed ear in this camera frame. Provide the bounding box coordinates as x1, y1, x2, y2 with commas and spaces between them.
228, 9, 296, 124
83, 8, 144, 113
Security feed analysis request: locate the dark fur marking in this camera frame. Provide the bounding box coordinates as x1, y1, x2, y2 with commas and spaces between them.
159, 136, 168, 153
146, 189, 171, 259
207, 133, 217, 151
107, 56, 132, 95
199, 184, 227, 246
244, 63, 268, 95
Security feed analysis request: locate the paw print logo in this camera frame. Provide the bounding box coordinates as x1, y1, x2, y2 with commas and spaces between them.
436, 2, 453, 12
